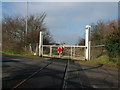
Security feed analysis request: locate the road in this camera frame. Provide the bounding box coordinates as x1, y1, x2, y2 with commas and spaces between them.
2, 54, 119, 89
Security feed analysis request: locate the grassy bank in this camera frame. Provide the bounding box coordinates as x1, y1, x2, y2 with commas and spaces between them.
0, 50, 40, 58
79, 55, 119, 69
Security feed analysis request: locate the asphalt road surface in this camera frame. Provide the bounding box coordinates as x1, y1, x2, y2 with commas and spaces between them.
2, 54, 119, 89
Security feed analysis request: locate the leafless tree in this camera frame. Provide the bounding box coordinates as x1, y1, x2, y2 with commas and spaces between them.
2, 13, 54, 53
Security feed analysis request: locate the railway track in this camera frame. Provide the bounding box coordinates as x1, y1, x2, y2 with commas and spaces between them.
3, 54, 118, 89
61, 58, 69, 89
2, 53, 118, 90
11, 57, 86, 89
12, 58, 55, 89
11, 58, 70, 89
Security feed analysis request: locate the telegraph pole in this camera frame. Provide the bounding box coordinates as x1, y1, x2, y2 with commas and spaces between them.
26, 1, 28, 35
25, 1, 28, 52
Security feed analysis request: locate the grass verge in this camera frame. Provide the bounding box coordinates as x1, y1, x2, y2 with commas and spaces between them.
0, 50, 40, 58
1, 50, 119, 69
78, 55, 119, 69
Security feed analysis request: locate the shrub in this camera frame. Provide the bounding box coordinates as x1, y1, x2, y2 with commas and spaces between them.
105, 29, 120, 58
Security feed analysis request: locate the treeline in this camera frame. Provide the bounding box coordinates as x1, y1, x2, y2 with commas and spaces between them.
2, 13, 54, 53
78, 20, 119, 58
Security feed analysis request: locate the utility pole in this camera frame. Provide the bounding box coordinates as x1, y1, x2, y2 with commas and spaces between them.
25, 1, 28, 52
26, 1, 28, 35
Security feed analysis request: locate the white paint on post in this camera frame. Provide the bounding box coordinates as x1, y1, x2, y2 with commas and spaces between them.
39, 31, 43, 56
35, 43, 38, 56
29, 43, 32, 53
85, 25, 91, 61
42, 45, 43, 56
50, 46, 52, 57
74, 46, 75, 57
88, 41, 91, 61
71, 46, 72, 58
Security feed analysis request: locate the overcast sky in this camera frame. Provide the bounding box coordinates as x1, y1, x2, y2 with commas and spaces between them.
2, 2, 118, 45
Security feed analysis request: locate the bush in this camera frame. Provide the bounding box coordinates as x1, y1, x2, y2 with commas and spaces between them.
105, 29, 120, 58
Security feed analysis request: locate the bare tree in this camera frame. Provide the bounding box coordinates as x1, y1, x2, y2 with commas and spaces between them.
2, 13, 54, 53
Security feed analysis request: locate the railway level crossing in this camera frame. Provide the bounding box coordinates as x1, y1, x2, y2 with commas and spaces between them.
38, 25, 91, 61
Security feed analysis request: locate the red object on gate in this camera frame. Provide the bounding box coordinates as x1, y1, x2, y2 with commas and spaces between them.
58, 42, 66, 53
61, 47, 64, 51
58, 46, 64, 53
58, 47, 62, 53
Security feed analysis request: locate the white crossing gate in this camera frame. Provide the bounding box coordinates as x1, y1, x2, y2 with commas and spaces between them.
39, 25, 91, 61
42, 45, 86, 60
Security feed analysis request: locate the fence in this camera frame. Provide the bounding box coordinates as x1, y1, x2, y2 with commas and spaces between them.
90, 45, 106, 59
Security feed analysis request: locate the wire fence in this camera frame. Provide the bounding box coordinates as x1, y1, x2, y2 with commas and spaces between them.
90, 45, 107, 60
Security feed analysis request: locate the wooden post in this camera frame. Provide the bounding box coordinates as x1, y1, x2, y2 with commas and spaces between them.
88, 41, 91, 61
29, 43, 32, 54
35, 43, 38, 55
42, 45, 43, 56
71, 46, 72, 58
39, 31, 43, 56
74, 46, 75, 57
50, 46, 52, 57
85, 25, 91, 61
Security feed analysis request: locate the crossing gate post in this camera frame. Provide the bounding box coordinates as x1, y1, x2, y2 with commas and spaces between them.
71, 46, 72, 58
73, 46, 75, 57
85, 25, 91, 61
39, 31, 43, 56
88, 41, 91, 61
50, 46, 52, 57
